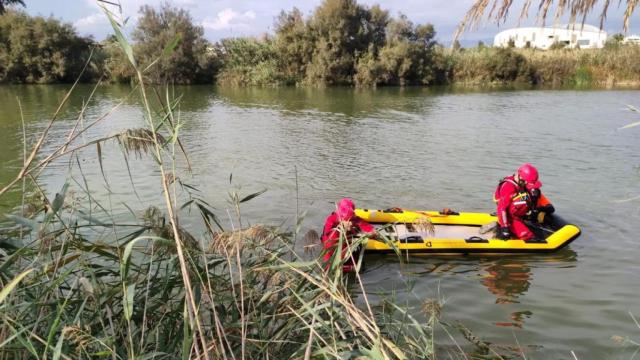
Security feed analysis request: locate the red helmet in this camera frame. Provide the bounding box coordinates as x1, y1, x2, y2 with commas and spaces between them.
336, 198, 355, 221
517, 163, 542, 190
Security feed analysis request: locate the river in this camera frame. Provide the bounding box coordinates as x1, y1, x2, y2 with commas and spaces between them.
1, 84, 639, 358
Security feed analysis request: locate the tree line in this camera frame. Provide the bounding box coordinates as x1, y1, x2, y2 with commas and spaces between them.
2, 0, 640, 87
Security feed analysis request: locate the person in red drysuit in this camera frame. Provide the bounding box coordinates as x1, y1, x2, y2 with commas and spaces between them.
321, 198, 374, 272
493, 163, 554, 241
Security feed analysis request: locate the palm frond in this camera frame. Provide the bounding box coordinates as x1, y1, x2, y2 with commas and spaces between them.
456, 0, 637, 40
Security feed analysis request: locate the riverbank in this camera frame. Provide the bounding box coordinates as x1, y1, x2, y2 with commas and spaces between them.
3, 5, 640, 88
445, 45, 640, 87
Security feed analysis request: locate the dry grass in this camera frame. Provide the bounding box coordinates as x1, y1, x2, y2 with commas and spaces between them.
209, 225, 274, 252
442, 45, 640, 87
414, 216, 436, 236
115, 128, 166, 157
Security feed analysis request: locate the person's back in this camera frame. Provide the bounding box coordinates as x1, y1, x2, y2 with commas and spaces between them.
321, 198, 374, 271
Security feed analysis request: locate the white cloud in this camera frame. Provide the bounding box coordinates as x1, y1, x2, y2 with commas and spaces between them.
74, 13, 107, 30
201, 8, 257, 31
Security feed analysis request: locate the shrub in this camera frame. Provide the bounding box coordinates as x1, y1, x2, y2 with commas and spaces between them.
131, 4, 218, 84
572, 65, 593, 85
487, 47, 533, 82
0, 10, 96, 83
216, 37, 282, 86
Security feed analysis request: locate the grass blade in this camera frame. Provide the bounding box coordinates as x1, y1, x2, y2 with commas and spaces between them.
0, 268, 34, 303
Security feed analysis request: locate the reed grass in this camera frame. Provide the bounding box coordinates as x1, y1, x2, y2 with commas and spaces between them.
0, 5, 450, 360
0, 4, 548, 359
444, 44, 640, 87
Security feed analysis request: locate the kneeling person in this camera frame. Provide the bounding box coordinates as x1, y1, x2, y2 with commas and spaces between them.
321, 198, 374, 271
494, 163, 554, 241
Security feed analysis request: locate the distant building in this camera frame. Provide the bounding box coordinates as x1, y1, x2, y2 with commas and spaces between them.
494, 24, 607, 49
623, 35, 640, 44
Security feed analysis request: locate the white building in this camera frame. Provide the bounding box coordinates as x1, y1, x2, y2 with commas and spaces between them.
494, 24, 607, 49
623, 35, 640, 44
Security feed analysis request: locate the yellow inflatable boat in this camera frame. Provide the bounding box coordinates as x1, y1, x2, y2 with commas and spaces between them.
356, 208, 580, 254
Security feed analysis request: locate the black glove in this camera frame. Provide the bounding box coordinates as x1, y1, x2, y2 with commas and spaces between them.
496, 226, 512, 240
539, 204, 555, 214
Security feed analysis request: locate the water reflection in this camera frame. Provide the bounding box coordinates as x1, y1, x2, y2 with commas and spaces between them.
215, 86, 437, 117
478, 249, 577, 328
481, 260, 532, 305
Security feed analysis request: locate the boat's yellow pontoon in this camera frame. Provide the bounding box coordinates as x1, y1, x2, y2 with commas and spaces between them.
356, 208, 580, 254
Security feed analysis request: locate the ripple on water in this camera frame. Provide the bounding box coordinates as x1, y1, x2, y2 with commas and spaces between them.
2, 86, 640, 358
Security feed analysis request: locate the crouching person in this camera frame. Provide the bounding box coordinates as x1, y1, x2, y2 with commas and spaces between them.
321, 198, 374, 272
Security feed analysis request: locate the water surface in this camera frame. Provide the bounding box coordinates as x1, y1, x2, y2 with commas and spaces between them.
1, 85, 639, 358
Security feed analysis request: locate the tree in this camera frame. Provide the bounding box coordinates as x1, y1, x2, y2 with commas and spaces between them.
304, 0, 373, 85
214, 0, 446, 87
216, 37, 281, 86
354, 14, 439, 86
611, 33, 625, 42
273, 8, 313, 84
132, 4, 216, 84
0, 0, 24, 15
373, 16, 438, 85
0, 10, 96, 83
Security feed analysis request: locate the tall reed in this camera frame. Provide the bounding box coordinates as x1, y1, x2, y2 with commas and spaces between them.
0, 4, 455, 360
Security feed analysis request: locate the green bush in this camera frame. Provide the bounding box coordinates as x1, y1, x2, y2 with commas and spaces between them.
449, 46, 534, 85
572, 66, 593, 85
216, 38, 282, 86
131, 4, 218, 84
0, 10, 97, 83
488, 48, 534, 82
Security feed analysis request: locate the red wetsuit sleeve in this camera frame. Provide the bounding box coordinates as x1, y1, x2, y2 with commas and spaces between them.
321, 213, 339, 244
496, 181, 517, 227
353, 218, 374, 235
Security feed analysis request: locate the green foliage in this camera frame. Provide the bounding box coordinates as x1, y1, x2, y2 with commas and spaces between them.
216, 37, 282, 86
101, 38, 135, 83
304, 0, 375, 85
549, 41, 567, 50
572, 65, 593, 86
374, 19, 439, 86
3, 1, 640, 88
223, 0, 441, 87
131, 4, 218, 84
0, 10, 96, 83
487, 48, 533, 82
273, 8, 314, 84
448, 45, 640, 87
611, 33, 625, 42
449, 46, 534, 84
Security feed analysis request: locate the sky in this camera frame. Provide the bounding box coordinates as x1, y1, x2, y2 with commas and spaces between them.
17, 0, 640, 46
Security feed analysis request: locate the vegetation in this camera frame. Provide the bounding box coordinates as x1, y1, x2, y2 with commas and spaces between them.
130, 4, 218, 84
0, 10, 97, 83
0, 11, 489, 359
218, 1, 443, 87
444, 45, 640, 86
